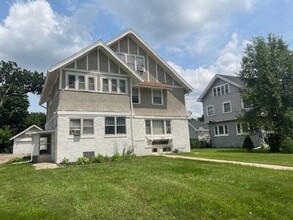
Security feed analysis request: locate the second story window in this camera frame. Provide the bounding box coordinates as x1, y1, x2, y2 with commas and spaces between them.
66, 72, 96, 92
132, 88, 140, 104
213, 83, 229, 98
206, 105, 214, 116
152, 89, 163, 105
102, 77, 127, 94
222, 101, 232, 113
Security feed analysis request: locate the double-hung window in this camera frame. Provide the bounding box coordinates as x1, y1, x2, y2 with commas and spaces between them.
132, 88, 140, 104
145, 120, 172, 135
69, 118, 94, 135
102, 77, 127, 94
105, 117, 126, 135
67, 73, 96, 91
206, 105, 214, 116
214, 125, 229, 136
117, 52, 145, 71
152, 89, 163, 105
236, 123, 249, 135
222, 101, 232, 113
213, 84, 230, 98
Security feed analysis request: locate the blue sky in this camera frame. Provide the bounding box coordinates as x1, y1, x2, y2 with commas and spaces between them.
0, 0, 293, 117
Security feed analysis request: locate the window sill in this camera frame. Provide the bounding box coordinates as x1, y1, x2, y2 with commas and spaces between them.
104, 134, 127, 138
68, 135, 95, 139
214, 134, 229, 137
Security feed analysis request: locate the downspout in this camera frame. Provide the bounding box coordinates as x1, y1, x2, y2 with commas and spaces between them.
130, 78, 135, 150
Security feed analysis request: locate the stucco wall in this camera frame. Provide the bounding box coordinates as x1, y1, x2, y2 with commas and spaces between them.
134, 88, 186, 116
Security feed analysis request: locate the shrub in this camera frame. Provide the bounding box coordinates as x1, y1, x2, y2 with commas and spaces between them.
281, 137, 293, 154
242, 135, 254, 152
7, 157, 23, 164
111, 153, 121, 161
61, 157, 70, 165
190, 139, 211, 149
76, 157, 90, 165
267, 134, 281, 152
91, 154, 105, 163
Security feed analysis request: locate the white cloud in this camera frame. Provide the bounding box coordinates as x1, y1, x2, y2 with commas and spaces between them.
99, 0, 253, 54
168, 33, 245, 117
0, 0, 98, 73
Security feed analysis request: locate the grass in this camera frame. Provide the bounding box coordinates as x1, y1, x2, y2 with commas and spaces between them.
0, 156, 293, 219
177, 148, 293, 167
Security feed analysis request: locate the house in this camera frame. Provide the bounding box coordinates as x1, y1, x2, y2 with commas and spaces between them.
188, 120, 209, 141
198, 74, 260, 148
31, 29, 193, 163
10, 125, 42, 155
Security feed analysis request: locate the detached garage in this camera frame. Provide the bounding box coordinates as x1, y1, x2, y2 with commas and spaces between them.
10, 125, 42, 155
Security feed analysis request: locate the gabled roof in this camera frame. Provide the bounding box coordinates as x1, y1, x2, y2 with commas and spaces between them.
40, 40, 144, 104
197, 74, 244, 102
107, 29, 194, 93
188, 120, 209, 131
10, 125, 42, 140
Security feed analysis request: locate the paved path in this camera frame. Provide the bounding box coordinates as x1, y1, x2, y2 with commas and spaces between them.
0, 154, 27, 164
162, 155, 293, 171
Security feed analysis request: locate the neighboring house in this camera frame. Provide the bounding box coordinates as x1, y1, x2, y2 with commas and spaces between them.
188, 120, 209, 141
30, 29, 193, 163
10, 125, 42, 154
198, 74, 260, 148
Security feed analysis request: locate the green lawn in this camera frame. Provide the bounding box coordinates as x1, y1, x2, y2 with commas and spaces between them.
177, 148, 293, 167
0, 157, 293, 219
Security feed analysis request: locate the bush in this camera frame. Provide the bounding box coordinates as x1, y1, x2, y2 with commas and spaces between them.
91, 154, 105, 163
267, 134, 281, 152
242, 135, 254, 152
76, 157, 90, 165
281, 137, 293, 154
61, 157, 70, 165
6, 157, 23, 164
111, 153, 121, 161
190, 139, 211, 149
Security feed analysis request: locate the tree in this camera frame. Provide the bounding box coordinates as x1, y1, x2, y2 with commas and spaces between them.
0, 61, 44, 151
239, 34, 293, 151
25, 112, 46, 129
242, 135, 254, 152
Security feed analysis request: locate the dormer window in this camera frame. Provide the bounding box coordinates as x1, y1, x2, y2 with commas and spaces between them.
213, 83, 229, 98
102, 77, 128, 94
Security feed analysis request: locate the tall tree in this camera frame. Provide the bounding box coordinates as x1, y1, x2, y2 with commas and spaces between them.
239, 34, 293, 151
0, 61, 44, 150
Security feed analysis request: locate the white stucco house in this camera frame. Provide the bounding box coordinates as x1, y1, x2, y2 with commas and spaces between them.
30, 29, 193, 163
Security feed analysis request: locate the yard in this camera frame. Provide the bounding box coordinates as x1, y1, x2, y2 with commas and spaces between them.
178, 148, 293, 167
0, 156, 293, 219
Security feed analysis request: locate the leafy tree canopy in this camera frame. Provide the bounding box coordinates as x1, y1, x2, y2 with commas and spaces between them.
239, 34, 293, 149
0, 61, 45, 151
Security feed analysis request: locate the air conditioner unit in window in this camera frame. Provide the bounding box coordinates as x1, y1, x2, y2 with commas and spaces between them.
71, 129, 81, 136
137, 66, 145, 72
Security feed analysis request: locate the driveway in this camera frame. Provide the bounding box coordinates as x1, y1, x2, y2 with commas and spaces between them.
0, 154, 27, 164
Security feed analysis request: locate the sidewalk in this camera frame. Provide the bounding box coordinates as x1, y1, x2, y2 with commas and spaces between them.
162, 154, 293, 171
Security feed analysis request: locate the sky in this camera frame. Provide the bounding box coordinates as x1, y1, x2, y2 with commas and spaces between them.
0, 0, 293, 118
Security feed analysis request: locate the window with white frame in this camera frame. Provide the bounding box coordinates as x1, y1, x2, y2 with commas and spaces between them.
117, 52, 145, 71
132, 87, 140, 104
102, 77, 127, 94
241, 99, 251, 109
213, 83, 229, 98
69, 118, 94, 135
66, 73, 97, 91
152, 89, 163, 105
222, 101, 232, 113
236, 123, 249, 135
105, 117, 126, 135
206, 105, 214, 116
214, 125, 229, 136
145, 120, 171, 135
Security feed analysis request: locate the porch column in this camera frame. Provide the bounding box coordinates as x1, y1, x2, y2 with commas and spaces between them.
31, 134, 40, 163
